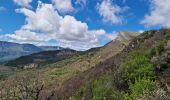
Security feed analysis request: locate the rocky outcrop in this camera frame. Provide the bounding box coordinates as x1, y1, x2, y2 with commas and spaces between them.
23, 63, 38, 69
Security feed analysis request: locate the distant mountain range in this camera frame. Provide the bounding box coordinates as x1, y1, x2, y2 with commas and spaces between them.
0, 41, 64, 63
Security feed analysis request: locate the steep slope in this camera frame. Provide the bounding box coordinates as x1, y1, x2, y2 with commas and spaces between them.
93, 32, 139, 62
67, 29, 170, 100
42, 31, 150, 99
1, 29, 170, 100
0, 41, 42, 63
0, 32, 139, 100
32, 32, 138, 99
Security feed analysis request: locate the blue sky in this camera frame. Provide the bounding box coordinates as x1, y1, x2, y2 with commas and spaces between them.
0, 0, 169, 50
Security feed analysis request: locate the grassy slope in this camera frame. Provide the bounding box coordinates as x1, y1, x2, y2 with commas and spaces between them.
71, 29, 170, 100
39, 32, 138, 87
0, 65, 16, 81
0, 32, 138, 99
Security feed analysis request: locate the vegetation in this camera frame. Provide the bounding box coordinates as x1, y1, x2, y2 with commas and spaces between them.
0, 71, 44, 100
71, 74, 123, 100
1, 29, 170, 99
71, 29, 170, 100
6, 49, 78, 68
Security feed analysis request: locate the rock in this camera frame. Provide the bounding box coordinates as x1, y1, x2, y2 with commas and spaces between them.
23, 63, 38, 69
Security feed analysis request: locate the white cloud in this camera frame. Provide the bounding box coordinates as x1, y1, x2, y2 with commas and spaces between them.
5, 1, 115, 50
51, 0, 74, 13
16, 2, 61, 34
97, 0, 127, 24
138, 30, 144, 33
6, 30, 53, 42
141, 0, 170, 28
13, 0, 32, 8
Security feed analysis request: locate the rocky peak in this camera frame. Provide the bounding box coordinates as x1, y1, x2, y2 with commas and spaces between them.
115, 32, 139, 45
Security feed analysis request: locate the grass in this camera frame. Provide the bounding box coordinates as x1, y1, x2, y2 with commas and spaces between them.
71, 30, 170, 100
0, 32, 139, 99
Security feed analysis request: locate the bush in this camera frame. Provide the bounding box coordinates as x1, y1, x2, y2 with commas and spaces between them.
124, 78, 156, 100
149, 40, 167, 57
72, 75, 123, 100
121, 47, 157, 100
121, 52, 155, 82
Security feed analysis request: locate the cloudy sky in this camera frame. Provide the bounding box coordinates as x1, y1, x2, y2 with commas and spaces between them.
0, 0, 170, 50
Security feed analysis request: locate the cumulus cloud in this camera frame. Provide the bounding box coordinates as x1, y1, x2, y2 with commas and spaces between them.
15, 2, 61, 34
51, 0, 74, 13
13, 0, 32, 8
97, 0, 127, 24
141, 0, 170, 27
6, 30, 53, 42
5, 1, 116, 50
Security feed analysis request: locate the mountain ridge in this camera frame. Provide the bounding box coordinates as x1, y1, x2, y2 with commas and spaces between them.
0, 41, 64, 63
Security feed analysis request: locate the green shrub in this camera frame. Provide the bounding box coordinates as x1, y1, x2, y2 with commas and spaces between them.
156, 40, 166, 54
72, 75, 123, 100
124, 78, 156, 100
150, 47, 157, 57
121, 48, 157, 100
122, 52, 155, 82
149, 40, 167, 57
165, 30, 170, 39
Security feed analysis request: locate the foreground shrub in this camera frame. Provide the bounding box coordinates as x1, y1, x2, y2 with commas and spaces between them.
126, 78, 156, 100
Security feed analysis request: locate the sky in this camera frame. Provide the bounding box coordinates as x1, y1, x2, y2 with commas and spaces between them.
0, 0, 169, 50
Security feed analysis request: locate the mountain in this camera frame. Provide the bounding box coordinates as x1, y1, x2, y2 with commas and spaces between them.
2, 31, 139, 98
0, 41, 42, 52
39, 46, 64, 51
6, 49, 78, 69
65, 29, 170, 100
6, 32, 138, 69
2, 29, 170, 100
0, 41, 65, 63
0, 41, 43, 63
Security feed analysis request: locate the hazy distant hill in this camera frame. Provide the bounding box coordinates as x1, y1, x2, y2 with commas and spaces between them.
0, 41, 43, 63
0, 41, 65, 63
